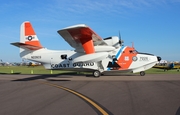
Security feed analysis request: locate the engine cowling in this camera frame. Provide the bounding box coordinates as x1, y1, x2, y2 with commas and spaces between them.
104, 36, 120, 48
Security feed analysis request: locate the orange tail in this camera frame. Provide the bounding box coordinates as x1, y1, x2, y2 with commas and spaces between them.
11, 21, 43, 50
21, 21, 42, 48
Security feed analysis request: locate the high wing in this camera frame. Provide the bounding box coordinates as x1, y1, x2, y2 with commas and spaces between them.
57, 24, 107, 54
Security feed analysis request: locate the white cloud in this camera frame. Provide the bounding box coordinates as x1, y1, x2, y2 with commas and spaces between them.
48, 0, 178, 16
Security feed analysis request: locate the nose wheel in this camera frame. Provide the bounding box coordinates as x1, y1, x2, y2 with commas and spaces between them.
140, 71, 145, 76
93, 70, 101, 78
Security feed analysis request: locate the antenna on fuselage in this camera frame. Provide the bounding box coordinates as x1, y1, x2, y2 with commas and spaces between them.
131, 42, 134, 48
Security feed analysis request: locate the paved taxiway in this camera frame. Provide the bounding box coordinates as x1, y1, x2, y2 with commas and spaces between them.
0, 74, 180, 115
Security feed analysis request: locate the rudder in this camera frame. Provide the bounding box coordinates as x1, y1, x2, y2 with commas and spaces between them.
20, 21, 42, 48
11, 21, 43, 58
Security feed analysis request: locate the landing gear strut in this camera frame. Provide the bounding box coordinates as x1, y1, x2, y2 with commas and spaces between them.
140, 71, 145, 76
93, 70, 101, 78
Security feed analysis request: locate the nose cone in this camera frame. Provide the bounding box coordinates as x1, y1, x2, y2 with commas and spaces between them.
157, 56, 161, 61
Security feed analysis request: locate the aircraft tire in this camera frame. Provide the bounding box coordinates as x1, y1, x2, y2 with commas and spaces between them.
93, 70, 101, 78
140, 71, 145, 76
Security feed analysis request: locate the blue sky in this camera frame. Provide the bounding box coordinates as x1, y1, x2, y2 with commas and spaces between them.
0, 0, 180, 62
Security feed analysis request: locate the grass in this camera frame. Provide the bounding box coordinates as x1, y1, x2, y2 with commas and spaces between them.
0, 66, 65, 74
0, 66, 179, 75
145, 68, 180, 74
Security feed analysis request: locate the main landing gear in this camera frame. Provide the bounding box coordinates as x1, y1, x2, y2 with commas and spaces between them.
93, 70, 146, 77
93, 70, 101, 78
140, 71, 145, 76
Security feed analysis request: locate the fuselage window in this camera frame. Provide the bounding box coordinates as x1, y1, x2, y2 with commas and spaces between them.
61, 55, 67, 59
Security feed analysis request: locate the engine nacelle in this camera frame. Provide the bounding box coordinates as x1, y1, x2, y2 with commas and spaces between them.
104, 36, 120, 48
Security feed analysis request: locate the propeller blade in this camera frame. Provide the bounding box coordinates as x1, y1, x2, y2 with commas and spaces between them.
119, 31, 121, 41
118, 31, 123, 45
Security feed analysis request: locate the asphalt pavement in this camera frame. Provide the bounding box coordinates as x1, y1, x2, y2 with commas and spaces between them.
0, 74, 180, 115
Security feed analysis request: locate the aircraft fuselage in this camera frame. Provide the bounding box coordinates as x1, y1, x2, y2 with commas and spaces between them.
22, 46, 159, 74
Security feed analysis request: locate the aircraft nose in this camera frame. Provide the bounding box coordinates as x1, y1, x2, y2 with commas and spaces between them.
157, 56, 161, 61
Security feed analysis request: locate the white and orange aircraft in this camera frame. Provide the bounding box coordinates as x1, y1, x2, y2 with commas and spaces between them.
11, 21, 161, 77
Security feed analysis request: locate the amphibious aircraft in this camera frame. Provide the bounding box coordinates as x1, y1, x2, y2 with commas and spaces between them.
11, 21, 161, 77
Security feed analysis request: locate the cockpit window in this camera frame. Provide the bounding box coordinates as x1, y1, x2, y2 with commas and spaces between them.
129, 50, 138, 54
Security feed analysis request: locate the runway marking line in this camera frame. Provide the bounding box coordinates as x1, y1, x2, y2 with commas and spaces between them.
37, 81, 109, 115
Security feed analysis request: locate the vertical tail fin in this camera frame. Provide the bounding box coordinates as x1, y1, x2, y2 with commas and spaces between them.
11, 21, 43, 58
11, 21, 43, 50
20, 21, 42, 48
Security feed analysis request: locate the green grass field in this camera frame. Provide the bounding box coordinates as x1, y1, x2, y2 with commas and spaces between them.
0, 66, 179, 75
0, 66, 62, 74
145, 68, 180, 74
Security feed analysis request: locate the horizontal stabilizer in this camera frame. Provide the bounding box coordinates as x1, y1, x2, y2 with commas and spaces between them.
11, 42, 43, 50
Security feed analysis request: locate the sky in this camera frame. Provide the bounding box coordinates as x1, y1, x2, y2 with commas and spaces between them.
0, 0, 180, 62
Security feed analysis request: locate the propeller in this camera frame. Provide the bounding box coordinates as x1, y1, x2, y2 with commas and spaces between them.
118, 31, 124, 46
157, 56, 161, 62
